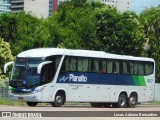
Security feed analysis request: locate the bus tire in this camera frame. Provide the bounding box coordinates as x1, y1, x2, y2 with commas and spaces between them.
51, 93, 64, 107
26, 102, 38, 107
117, 94, 127, 108
127, 95, 137, 108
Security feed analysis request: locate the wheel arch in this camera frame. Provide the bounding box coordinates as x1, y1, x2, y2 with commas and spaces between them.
118, 90, 129, 98
54, 89, 66, 103
129, 91, 138, 103
114, 91, 128, 102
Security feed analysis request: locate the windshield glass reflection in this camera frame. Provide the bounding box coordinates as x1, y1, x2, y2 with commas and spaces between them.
10, 58, 43, 88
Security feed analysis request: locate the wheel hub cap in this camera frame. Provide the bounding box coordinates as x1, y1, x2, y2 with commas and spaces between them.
56, 96, 62, 103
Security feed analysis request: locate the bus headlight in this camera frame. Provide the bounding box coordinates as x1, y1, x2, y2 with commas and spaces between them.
31, 87, 44, 94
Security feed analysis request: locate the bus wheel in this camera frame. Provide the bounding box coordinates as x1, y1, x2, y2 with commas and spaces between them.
26, 102, 38, 107
127, 95, 137, 108
117, 94, 127, 108
90, 103, 102, 108
51, 93, 64, 107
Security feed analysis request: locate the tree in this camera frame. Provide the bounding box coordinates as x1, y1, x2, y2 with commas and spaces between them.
95, 6, 145, 56
0, 12, 51, 56
0, 13, 17, 44
0, 38, 13, 81
140, 7, 160, 82
46, 0, 100, 49
13, 12, 51, 55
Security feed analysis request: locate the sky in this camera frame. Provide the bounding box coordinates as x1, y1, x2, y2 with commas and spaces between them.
130, 0, 160, 14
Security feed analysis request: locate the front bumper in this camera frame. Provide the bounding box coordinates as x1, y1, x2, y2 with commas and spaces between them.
8, 92, 41, 102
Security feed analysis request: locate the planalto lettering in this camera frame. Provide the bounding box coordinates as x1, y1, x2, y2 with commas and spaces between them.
69, 74, 87, 82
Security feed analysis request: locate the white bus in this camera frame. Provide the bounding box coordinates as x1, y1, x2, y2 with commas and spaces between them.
4, 48, 155, 108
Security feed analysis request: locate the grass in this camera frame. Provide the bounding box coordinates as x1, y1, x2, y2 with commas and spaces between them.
0, 98, 25, 106
65, 102, 90, 106
0, 98, 89, 106
144, 101, 160, 105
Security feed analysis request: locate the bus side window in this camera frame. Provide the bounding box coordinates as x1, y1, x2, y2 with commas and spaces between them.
123, 62, 128, 74
41, 63, 54, 85
70, 58, 77, 71
83, 58, 89, 72
99, 60, 103, 73
145, 62, 153, 75
94, 59, 99, 72
112, 61, 116, 73
78, 57, 88, 72
134, 62, 138, 75
119, 61, 123, 74
138, 62, 145, 75
88, 58, 99, 73
88, 59, 93, 72
99, 60, 106, 73
129, 62, 134, 74
61, 56, 77, 72
65, 58, 70, 71
114, 61, 120, 74
107, 60, 113, 73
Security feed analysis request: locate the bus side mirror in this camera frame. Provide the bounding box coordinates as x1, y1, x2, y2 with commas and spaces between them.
37, 61, 52, 74
4, 61, 14, 73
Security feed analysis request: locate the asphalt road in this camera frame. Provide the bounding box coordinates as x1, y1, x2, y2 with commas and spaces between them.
0, 104, 160, 120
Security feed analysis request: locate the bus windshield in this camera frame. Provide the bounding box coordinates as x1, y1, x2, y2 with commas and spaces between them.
10, 58, 43, 88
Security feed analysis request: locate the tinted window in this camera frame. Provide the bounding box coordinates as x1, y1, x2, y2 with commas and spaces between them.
60, 56, 154, 76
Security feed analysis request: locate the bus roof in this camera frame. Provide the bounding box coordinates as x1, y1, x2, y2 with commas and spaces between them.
17, 48, 154, 62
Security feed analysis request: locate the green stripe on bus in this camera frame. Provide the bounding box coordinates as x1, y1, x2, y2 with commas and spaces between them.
132, 76, 146, 86
139, 76, 146, 86
132, 76, 139, 86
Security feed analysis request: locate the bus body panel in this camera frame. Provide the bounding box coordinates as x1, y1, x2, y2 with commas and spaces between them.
7, 48, 155, 106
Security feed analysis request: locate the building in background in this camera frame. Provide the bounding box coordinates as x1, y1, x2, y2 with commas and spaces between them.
0, 0, 130, 18
53, 0, 67, 11
53, 0, 130, 12
100, 0, 130, 12
24, 0, 67, 18
0, 0, 52, 18
24, 0, 51, 18
0, 0, 24, 14
0, 0, 11, 14
11, 0, 24, 13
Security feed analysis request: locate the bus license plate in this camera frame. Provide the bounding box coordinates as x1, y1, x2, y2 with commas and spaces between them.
18, 97, 23, 100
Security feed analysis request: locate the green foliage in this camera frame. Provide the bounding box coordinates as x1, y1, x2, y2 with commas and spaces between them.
0, 98, 25, 106
96, 6, 145, 56
13, 12, 51, 55
47, 0, 99, 49
0, 12, 51, 56
0, 13, 16, 44
0, 38, 13, 80
140, 7, 160, 82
